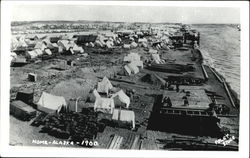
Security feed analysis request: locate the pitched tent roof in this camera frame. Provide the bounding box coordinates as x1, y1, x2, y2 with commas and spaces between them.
57, 40, 72, 51
43, 40, 58, 50
138, 38, 147, 43
93, 89, 101, 98
123, 52, 140, 62
124, 65, 132, 76
35, 49, 43, 56
94, 97, 115, 114
44, 48, 52, 55
123, 44, 131, 49
86, 89, 100, 103
131, 60, 143, 69
111, 90, 130, 108
11, 37, 19, 51
130, 42, 138, 48
34, 41, 47, 51
26, 50, 38, 59
97, 76, 113, 95
95, 40, 104, 48
127, 62, 139, 74
149, 49, 158, 54
37, 92, 67, 113
152, 53, 164, 64
72, 44, 84, 53
112, 109, 135, 129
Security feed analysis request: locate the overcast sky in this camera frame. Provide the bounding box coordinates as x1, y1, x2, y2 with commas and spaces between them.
11, 5, 240, 24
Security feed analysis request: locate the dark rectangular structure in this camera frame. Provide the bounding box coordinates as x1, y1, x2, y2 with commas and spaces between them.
10, 100, 36, 121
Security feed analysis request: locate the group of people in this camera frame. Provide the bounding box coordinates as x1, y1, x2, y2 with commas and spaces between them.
162, 83, 190, 107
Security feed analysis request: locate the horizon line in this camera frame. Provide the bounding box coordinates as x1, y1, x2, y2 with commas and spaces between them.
11, 20, 240, 25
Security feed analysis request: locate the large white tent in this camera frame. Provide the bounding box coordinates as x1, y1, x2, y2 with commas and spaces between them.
112, 109, 135, 129
111, 90, 130, 108
97, 76, 113, 95
94, 97, 115, 114
37, 92, 67, 114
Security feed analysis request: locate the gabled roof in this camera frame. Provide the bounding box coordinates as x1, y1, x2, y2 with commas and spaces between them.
111, 90, 130, 108
37, 92, 67, 113
124, 65, 132, 76
97, 76, 113, 94
127, 62, 139, 74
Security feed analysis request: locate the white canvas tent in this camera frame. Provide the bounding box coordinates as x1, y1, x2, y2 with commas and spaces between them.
37, 92, 67, 114
130, 42, 138, 48
127, 62, 139, 74
34, 41, 47, 51
26, 50, 38, 59
97, 76, 113, 95
123, 52, 141, 62
95, 40, 104, 47
57, 40, 72, 52
11, 37, 19, 51
123, 44, 131, 49
138, 38, 147, 43
73, 45, 84, 53
111, 90, 130, 108
94, 97, 115, 114
152, 53, 165, 64
149, 49, 158, 54
124, 65, 132, 76
131, 60, 143, 69
112, 109, 135, 129
10, 52, 17, 62
35, 49, 43, 56
44, 48, 52, 55
93, 89, 101, 98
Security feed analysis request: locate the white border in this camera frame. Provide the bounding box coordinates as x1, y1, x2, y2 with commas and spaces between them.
1, 1, 249, 158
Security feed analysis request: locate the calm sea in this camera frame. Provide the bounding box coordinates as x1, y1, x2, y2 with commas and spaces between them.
192, 24, 240, 97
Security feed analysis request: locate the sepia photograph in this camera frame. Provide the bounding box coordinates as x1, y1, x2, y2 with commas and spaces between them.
1, 1, 249, 157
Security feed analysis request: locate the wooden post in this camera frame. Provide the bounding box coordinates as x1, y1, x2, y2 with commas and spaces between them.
75, 97, 80, 112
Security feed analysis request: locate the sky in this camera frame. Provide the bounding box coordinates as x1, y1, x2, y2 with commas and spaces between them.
11, 5, 240, 24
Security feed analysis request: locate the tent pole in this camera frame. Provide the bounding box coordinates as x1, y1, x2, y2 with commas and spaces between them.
76, 97, 80, 112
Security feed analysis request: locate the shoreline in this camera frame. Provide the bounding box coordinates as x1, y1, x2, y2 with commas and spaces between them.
198, 48, 240, 108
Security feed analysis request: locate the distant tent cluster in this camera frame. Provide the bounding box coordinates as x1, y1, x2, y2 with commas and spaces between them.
94, 77, 130, 111
122, 52, 143, 76
57, 40, 84, 54
92, 76, 135, 129
94, 33, 121, 48
11, 34, 85, 61
148, 49, 165, 64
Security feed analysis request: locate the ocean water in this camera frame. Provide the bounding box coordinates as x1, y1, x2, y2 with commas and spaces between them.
192, 24, 240, 97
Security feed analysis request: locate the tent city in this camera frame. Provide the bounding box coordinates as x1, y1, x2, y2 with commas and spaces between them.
9, 5, 240, 151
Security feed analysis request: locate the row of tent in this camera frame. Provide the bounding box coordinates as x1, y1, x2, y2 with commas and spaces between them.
123, 52, 144, 76
26, 48, 52, 59
148, 49, 166, 64
92, 77, 135, 128
36, 76, 135, 128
